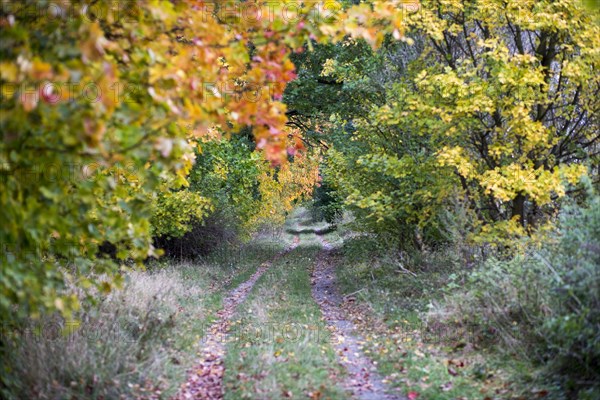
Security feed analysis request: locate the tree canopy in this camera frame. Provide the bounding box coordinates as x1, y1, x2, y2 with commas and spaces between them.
1, 0, 598, 330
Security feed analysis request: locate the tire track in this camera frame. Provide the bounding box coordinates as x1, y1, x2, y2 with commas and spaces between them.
311, 236, 405, 400
173, 238, 299, 400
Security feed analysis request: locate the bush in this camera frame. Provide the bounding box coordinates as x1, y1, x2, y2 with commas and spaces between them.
427, 193, 600, 394
542, 195, 600, 389
310, 181, 343, 223
154, 211, 239, 260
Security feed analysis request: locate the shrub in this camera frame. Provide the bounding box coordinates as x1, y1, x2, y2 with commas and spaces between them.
541, 195, 600, 389
427, 193, 600, 394
154, 211, 239, 260
310, 180, 343, 223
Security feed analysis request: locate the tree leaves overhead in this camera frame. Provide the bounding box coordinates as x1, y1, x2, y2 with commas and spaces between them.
1, 0, 413, 319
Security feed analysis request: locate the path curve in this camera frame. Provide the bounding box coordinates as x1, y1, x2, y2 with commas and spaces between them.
311, 236, 405, 400
173, 238, 299, 400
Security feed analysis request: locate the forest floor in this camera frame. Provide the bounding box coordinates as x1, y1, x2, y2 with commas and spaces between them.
166, 208, 533, 400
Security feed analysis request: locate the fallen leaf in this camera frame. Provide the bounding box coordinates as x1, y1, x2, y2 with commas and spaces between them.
449, 358, 466, 368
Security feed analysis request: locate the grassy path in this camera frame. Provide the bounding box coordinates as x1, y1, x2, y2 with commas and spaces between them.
174, 209, 412, 399
222, 211, 348, 399
219, 209, 408, 399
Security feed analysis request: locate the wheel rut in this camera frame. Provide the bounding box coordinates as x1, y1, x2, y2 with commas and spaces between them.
311, 237, 405, 400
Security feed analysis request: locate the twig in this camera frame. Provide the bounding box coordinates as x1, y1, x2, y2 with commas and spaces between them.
396, 262, 417, 277
344, 288, 365, 299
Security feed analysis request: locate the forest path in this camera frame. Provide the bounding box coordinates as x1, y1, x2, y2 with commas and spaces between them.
173, 209, 405, 399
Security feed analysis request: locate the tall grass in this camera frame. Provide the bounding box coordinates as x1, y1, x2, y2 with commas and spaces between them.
331, 192, 600, 397
1, 234, 285, 400
1, 264, 208, 400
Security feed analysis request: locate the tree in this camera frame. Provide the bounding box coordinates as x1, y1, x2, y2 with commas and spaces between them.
286, 0, 598, 249
406, 0, 598, 230
1, 0, 414, 320
285, 32, 451, 246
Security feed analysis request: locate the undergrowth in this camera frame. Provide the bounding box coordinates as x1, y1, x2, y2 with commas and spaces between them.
0, 236, 282, 400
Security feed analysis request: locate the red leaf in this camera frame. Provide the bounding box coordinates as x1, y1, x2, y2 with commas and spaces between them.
408, 392, 419, 400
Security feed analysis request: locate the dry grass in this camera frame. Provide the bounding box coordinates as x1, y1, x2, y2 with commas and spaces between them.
2, 263, 210, 400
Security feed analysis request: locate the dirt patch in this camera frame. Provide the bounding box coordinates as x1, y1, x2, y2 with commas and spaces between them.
311, 237, 406, 400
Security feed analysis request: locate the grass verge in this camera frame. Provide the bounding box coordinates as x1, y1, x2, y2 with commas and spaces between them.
326, 230, 543, 400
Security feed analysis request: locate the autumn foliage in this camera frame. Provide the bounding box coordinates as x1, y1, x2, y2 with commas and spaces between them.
0, 0, 599, 398
0, 1, 415, 320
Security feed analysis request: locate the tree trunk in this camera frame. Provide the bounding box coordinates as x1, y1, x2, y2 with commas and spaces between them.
512, 193, 526, 227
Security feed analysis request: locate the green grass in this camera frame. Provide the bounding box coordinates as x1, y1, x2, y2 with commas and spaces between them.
163, 237, 287, 396
223, 234, 347, 399
5, 208, 567, 399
